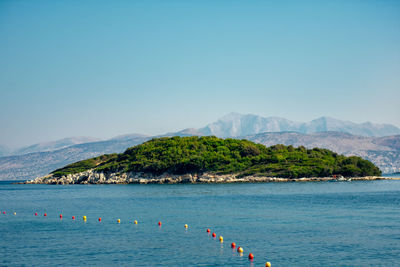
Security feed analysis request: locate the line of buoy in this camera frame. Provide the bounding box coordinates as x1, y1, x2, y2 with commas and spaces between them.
206, 228, 258, 262
6, 212, 269, 264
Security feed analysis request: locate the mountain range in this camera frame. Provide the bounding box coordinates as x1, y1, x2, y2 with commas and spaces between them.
181, 113, 400, 137
1, 113, 399, 180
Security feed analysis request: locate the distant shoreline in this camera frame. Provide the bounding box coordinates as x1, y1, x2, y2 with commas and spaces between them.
21, 171, 400, 185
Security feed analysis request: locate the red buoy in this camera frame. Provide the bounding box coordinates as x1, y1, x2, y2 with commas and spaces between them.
248, 253, 254, 260
72, 216, 75, 220
98, 217, 102, 222
35, 212, 38, 216
206, 229, 210, 233
59, 214, 62, 219
231, 242, 236, 248
212, 233, 216, 238
158, 221, 162, 226
2, 211, 5, 214
44, 213, 47, 217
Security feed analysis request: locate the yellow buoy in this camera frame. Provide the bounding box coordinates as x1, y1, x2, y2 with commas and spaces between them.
117, 219, 121, 223
237, 247, 243, 253
13, 212, 16, 215
83, 215, 87, 221
219, 236, 223, 242
184, 224, 188, 228
265, 262, 271, 267
134, 220, 138, 224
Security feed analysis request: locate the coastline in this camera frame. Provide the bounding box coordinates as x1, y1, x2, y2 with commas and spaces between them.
22, 170, 400, 185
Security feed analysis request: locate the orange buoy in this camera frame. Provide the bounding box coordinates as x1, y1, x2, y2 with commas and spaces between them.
158, 221, 162, 226
231, 242, 236, 248
212, 233, 216, 238
117, 219, 121, 223
44, 213, 47, 217
265, 262, 271, 267
72, 216, 75, 220
248, 253, 254, 260
98, 217, 102, 222
35, 212, 38, 216
206, 229, 210, 233
237, 247, 243, 253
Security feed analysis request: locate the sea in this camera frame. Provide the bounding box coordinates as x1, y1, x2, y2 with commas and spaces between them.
1, 175, 400, 266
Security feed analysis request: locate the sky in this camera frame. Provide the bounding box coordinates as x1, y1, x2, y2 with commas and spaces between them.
1, 0, 399, 148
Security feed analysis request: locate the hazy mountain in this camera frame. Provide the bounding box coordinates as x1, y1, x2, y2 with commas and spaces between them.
198, 113, 400, 137
0, 136, 149, 181
0, 145, 10, 157
13, 137, 102, 155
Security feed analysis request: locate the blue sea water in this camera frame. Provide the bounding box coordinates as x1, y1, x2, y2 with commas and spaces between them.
1, 179, 400, 266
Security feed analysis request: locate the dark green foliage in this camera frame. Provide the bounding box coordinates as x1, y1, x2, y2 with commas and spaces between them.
52, 136, 382, 178
51, 154, 117, 177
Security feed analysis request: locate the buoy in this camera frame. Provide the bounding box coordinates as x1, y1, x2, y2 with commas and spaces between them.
83, 215, 87, 221
158, 221, 162, 226
2, 211, 5, 214
184, 224, 188, 229
13, 212, 16, 215
117, 219, 121, 223
44, 213, 47, 217
248, 253, 254, 260
212, 233, 216, 238
98, 217, 102, 222
265, 262, 271, 267
134, 220, 138, 224
219, 236, 223, 242
206, 229, 210, 233
231, 242, 236, 248
237, 247, 243, 253
59, 214, 62, 219
72, 216, 75, 220
35, 212, 38, 216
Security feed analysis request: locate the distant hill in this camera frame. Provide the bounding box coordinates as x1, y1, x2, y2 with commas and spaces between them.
197, 113, 400, 137
0, 136, 149, 180
13, 136, 102, 155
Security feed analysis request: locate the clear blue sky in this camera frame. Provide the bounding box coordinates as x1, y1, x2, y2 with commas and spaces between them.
1, 0, 399, 147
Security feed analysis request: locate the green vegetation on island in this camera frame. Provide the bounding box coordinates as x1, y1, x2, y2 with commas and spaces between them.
51, 136, 381, 178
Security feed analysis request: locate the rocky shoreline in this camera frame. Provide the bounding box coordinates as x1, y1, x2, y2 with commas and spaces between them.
21, 170, 398, 185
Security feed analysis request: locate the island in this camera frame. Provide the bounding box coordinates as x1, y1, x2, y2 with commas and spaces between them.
24, 136, 385, 184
